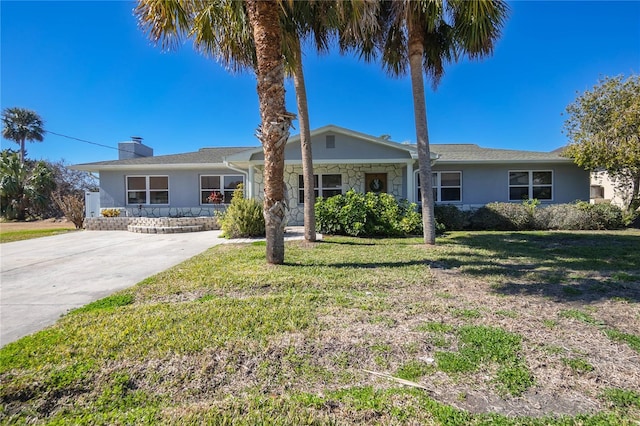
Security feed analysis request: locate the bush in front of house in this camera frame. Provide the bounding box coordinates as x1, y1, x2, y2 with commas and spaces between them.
468, 202, 536, 231
434, 204, 469, 231
530, 201, 624, 230
315, 189, 422, 237
443, 201, 625, 231
101, 208, 121, 217
52, 191, 85, 229
219, 184, 265, 238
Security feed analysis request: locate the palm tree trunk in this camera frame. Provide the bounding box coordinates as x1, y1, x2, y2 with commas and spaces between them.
291, 37, 316, 242
408, 21, 436, 245
19, 138, 26, 164
246, 0, 291, 264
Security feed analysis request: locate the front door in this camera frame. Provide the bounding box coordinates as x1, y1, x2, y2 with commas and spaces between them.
365, 173, 387, 194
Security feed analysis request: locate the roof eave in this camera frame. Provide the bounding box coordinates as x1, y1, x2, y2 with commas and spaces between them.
434, 159, 575, 165
69, 162, 230, 172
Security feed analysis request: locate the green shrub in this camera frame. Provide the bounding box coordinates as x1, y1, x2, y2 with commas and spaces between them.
434, 205, 468, 231
101, 208, 121, 217
468, 201, 625, 231
315, 190, 422, 237
468, 202, 534, 231
219, 184, 265, 238
580, 202, 625, 229
535, 202, 624, 230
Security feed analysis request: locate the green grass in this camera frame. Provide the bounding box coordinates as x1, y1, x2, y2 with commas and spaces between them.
1, 231, 638, 424
562, 357, 595, 374
434, 325, 534, 396
0, 227, 75, 243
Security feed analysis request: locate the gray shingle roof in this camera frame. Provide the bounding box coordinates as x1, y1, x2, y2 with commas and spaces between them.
429, 144, 570, 163
73, 147, 254, 169
72, 139, 570, 171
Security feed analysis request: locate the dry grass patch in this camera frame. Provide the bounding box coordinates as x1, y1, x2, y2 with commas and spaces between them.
1, 231, 639, 424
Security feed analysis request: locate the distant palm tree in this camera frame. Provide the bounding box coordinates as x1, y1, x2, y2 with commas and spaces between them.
348, 0, 508, 244
1, 107, 45, 164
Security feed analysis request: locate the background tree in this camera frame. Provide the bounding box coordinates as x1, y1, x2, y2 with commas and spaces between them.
1, 107, 45, 164
349, 0, 508, 244
563, 74, 640, 212
0, 150, 56, 220
42, 160, 98, 219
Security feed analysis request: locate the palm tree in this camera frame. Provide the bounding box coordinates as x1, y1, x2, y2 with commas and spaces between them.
136, 0, 298, 263
280, 1, 338, 243
355, 0, 508, 244
136, 0, 339, 253
1, 107, 45, 164
0, 150, 55, 220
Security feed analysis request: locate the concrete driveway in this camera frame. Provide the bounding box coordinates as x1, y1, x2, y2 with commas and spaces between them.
0, 230, 224, 346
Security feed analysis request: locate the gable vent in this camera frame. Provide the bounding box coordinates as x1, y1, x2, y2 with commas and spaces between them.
326, 135, 335, 149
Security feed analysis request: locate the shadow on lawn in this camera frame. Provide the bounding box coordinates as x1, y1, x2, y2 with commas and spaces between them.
433, 232, 640, 303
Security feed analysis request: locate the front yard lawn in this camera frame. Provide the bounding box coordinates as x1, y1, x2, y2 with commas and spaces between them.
1, 230, 639, 424
0, 228, 75, 243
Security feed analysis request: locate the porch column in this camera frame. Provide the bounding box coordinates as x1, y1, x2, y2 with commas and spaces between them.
247, 165, 255, 199
406, 160, 415, 203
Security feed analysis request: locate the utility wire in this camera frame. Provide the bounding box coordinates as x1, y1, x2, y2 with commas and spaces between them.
45, 130, 137, 155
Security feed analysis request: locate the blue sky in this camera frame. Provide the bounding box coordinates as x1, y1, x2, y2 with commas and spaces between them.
1, 1, 639, 165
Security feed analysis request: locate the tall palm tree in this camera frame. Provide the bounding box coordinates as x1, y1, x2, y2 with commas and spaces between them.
359, 0, 508, 244
136, 0, 306, 263
136, 0, 339, 251
1, 107, 45, 164
280, 1, 339, 242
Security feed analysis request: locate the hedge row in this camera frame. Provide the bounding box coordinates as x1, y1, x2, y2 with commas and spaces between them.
435, 201, 626, 231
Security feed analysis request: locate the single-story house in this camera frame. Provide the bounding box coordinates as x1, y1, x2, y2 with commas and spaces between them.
72, 124, 590, 225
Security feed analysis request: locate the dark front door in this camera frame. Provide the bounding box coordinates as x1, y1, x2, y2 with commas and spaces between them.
365, 173, 387, 193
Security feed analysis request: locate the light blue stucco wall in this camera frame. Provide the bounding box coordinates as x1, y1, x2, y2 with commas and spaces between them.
250, 131, 413, 162
99, 168, 245, 209
430, 163, 589, 206
97, 161, 588, 222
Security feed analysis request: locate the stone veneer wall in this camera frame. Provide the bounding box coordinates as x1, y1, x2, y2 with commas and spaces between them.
253, 164, 406, 226
84, 216, 219, 231
96, 206, 225, 218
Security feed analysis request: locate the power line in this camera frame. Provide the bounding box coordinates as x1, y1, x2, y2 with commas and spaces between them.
45, 130, 137, 154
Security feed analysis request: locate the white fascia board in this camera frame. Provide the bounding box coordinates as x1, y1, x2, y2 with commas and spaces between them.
248, 158, 417, 166
69, 163, 230, 172
435, 159, 574, 165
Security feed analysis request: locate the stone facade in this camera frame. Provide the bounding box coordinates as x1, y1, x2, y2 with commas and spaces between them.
253, 163, 407, 226
84, 216, 219, 232
97, 205, 226, 218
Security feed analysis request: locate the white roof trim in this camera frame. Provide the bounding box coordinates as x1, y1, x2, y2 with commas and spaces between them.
70, 163, 232, 172
435, 159, 573, 165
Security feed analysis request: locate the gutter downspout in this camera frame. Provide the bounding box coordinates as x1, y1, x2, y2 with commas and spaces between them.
223, 161, 250, 198
406, 160, 415, 203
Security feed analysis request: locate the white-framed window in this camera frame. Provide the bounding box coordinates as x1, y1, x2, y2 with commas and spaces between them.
126, 176, 169, 205
416, 171, 462, 203
200, 175, 244, 204
298, 174, 342, 203
508, 170, 552, 201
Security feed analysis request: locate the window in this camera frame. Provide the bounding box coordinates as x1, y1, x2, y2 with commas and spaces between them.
298, 174, 342, 203
126, 176, 168, 205
326, 135, 335, 149
509, 171, 552, 201
590, 185, 604, 199
200, 175, 244, 204
416, 171, 462, 203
